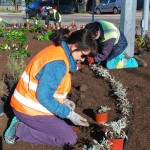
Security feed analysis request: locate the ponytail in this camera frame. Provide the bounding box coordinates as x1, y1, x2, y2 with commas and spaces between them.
52, 28, 70, 46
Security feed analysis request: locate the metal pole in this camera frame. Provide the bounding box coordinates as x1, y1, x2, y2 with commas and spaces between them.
120, 0, 137, 57
141, 0, 150, 38
92, 0, 95, 22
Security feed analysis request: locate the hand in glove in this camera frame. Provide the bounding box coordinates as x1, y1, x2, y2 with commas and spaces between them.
88, 57, 95, 64
67, 110, 89, 127
64, 99, 75, 111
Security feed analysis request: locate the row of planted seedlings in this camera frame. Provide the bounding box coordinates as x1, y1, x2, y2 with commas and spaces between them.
25, 17, 84, 31
0, 23, 31, 58
0, 18, 55, 41
82, 65, 132, 150
0, 22, 30, 117
1, 17, 85, 43
24, 18, 56, 41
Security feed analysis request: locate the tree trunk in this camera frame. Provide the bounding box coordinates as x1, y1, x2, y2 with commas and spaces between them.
14, 0, 17, 10
83, 0, 87, 12
96, 0, 100, 5
72, 0, 78, 13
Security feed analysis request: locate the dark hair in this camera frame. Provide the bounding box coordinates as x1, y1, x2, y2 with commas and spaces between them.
85, 22, 100, 38
52, 28, 70, 46
68, 29, 97, 55
53, 28, 97, 55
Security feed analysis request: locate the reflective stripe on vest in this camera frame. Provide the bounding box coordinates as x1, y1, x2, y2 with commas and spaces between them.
53, 9, 61, 22
115, 60, 126, 69
96, 20, 120, 44
22, 71, 37, 91
14, 89, 51, 114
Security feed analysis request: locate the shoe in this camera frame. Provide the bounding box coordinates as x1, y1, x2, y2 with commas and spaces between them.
4, 116, 20, 144
134, 56, 147, 67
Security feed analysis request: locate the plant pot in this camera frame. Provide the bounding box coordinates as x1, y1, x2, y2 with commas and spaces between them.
0, 100, 4, 117
95, 112, 108, 124
108, 138, 124, 150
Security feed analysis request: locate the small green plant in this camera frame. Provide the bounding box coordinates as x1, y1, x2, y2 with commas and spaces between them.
105, 118, 128, 139
0, 23, 4, 37
135, 34, 146, 50
37, 30, 55, 40
10, 48, 31, 59
0, 44, 11, 51
83, 138, 112, 150
7, 56, 26, 82
0, 76, 7, 97
144, 30, 150, 50
96, 106, 111, 113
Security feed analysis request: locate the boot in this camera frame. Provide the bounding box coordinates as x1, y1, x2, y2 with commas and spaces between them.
134, 56, 147, 67
4, 116, 20, 144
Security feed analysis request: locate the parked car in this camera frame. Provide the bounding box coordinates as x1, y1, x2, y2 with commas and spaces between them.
25, 0, 56, 19
95, 0, 121, 14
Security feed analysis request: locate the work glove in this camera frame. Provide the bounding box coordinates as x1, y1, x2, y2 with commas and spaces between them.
88, 57, 95, 64
67, 110, 89, 127
64, 99, 75, 111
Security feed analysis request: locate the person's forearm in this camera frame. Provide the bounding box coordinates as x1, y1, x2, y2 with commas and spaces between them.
94, 39, 116, 63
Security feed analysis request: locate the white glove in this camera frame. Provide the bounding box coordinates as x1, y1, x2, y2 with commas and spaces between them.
67, 110, 89, 127
64, 99, 75, 111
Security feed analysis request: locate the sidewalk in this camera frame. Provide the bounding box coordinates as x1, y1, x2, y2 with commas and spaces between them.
0, 11, 149, 17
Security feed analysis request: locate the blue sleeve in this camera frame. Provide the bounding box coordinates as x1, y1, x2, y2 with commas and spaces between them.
94, 38, 116, 63
36, 60, 70, 118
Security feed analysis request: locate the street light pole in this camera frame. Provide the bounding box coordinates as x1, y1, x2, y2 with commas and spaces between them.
120, 0, 137, 57
92, 0, 95, 22
141, 0, 150, 38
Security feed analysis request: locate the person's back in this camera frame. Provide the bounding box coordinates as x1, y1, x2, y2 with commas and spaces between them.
85, 21, 147, 69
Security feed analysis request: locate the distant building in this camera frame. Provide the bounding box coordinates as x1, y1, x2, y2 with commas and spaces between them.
0, 0, 25, 11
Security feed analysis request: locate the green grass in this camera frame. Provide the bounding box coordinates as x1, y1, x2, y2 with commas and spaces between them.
0, 10, 22, 13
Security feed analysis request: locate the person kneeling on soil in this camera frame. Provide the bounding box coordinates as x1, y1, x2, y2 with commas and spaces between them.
85, 20, 147, 69
45, 7, 61, 29
4, 29, 97, 146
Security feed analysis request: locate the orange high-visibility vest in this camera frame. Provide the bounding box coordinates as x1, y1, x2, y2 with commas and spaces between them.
11, 45, 71, 116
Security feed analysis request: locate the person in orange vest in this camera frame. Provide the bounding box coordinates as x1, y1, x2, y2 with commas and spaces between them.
45, 7, 61, 29
4, 29, 97, 146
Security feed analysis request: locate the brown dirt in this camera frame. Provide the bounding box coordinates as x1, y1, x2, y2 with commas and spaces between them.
0, 31, 150, 150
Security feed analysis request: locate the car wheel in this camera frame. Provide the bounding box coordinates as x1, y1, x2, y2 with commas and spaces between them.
113, 7, 119, 14
96, 8, 101, 14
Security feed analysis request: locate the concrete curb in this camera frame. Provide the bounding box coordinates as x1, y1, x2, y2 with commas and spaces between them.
0, 11, 148, 17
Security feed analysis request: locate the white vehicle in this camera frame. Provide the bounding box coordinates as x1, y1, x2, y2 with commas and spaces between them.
95, 0, 122, 14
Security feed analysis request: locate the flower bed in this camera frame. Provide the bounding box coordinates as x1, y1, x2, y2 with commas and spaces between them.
0, 28, 150, 150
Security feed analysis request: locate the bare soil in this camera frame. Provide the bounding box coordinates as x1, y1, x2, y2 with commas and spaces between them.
0, 31, 150, 150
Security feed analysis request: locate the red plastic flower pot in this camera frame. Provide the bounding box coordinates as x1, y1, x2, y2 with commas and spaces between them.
108, 138, 124, 150
95, 112, 108, 124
